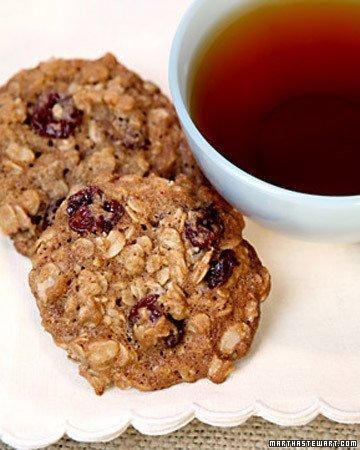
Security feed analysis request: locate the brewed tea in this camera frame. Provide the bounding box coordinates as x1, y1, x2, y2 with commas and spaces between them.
190, 1, 360, 196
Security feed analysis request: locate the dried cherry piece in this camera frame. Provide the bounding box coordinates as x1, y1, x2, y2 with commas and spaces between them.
164, 316, 185, 348
129, 295, 162, 323
205, 249, 239, 289
66, 186, 124, 235
66, 186, 102, 217
185, 204, 224, 249
29, 92, 83, 138
68, 204, 96, 234
42, 197, 65, 230
100, 200, 124, 234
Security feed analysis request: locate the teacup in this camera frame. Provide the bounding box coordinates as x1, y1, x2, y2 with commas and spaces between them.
169, 0, 360, 243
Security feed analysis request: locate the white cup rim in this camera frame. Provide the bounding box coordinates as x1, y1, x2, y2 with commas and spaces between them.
169, 0, 360, 207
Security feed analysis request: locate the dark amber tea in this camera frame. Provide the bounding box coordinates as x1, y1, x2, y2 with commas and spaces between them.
190, 1, 360, 196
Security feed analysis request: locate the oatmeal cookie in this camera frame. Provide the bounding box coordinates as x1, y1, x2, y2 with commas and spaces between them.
0, 53, 201, 256
29, 175, 270, 394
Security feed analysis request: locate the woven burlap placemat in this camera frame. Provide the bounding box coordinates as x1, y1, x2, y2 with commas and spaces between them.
1, 416, 359, 449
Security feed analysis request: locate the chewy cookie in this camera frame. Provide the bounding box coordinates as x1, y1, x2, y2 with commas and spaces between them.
0, 53, 201, 256
29, 175, 270, 394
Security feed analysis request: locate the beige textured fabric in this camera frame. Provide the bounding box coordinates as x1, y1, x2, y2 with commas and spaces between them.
1, 416, 359, 449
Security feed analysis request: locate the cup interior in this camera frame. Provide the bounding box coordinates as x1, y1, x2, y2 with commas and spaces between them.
175, 0, 247, 108
170, 0, 360, 203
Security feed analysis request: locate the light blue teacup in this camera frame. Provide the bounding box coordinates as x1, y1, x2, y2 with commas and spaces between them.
169, 0, 360, 243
